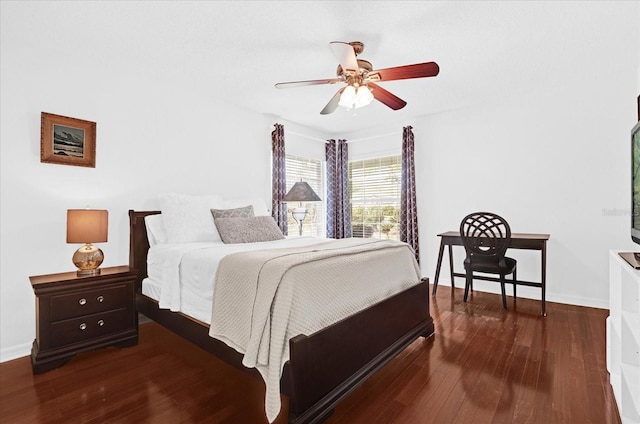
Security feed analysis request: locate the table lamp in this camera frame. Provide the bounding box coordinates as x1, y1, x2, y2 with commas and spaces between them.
66, 209, 108, 276
282, 181, 321, 236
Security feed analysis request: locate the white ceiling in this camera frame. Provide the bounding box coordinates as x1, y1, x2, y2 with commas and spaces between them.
10, 1, 638, 136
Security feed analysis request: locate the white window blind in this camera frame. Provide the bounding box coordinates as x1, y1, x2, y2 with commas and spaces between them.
285, 154, 324, 237
349, 155, 401, 240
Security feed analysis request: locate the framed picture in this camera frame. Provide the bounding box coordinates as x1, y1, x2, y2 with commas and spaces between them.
40, 112, 96, 168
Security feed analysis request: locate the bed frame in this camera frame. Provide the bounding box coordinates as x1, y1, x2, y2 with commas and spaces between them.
129, 210, 434, 424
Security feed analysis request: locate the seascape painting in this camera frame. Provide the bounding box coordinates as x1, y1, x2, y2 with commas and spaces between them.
52, 124, 85, 158
41, 112, 96, 167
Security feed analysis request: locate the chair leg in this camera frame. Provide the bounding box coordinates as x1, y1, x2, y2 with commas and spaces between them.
512, 269, 517, 301
464, 270, 472, 302
500, 274, 507, 309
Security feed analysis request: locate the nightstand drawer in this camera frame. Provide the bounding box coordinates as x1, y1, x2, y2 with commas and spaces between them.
49, 308, 130, 348
50, 284, 129, 321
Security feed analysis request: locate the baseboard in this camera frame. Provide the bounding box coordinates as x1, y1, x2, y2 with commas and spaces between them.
546, 293, 608, 310
436, 280, 609, 310
1, 342, 31, 363
138, 312, 151, 325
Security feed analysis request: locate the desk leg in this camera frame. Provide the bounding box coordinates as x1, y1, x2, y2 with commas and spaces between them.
541, 241, 547, 317
432, 239, 446, 296
448, 245, 455, 290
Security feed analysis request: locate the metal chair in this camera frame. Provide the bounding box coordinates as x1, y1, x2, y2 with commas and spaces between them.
460, 212, 517, 309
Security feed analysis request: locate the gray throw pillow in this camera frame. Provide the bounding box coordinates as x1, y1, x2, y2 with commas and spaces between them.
214, 216, 285, 244
211, 205, 254, 219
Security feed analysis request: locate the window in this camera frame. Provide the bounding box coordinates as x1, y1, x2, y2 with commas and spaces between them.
349, 155, 401, 240
285, 155, 324, 237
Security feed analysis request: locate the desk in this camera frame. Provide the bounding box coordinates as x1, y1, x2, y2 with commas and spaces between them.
432, 231, 550, 316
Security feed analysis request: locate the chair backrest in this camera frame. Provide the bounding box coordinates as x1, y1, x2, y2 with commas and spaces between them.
459, 212, 512, 259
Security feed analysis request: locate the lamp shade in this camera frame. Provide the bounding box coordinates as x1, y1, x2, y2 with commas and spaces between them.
66, 209, 108, 243
338, 85, 357, 108
282, 182, 321, 202
355, 85, 374, 108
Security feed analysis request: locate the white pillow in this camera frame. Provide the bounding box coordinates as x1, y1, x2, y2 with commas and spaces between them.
159, 193, 225, 243
145, 214, 167, 246
223, 197, 271, 216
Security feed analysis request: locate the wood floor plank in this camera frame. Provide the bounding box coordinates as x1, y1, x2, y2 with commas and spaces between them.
459, 332, 513, 423
0, 285, 621, 424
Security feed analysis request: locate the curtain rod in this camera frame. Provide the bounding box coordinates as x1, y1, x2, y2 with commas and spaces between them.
284, 130, 404, 144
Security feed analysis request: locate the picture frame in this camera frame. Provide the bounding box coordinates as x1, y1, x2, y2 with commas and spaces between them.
40, 112, 96, 168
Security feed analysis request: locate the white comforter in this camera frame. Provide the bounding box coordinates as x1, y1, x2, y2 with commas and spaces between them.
148, 237, 421, 422
148, 237, 329, 317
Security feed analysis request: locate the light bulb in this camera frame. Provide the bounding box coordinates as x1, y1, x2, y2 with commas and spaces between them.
339, 85, 357, 108
355, 85, 374, 108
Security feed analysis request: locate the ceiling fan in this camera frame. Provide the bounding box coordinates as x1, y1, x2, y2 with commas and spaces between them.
275, 41, 439, 115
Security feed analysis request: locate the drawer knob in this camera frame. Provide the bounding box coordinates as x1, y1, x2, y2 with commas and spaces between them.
79, 298, 87, 306
79, 323, 87, 330
97, 319, 104, 327
97, 295, 104, 303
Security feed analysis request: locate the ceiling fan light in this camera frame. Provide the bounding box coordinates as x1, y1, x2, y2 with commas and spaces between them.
338, 85, 357, 108
355, 86, 374, 108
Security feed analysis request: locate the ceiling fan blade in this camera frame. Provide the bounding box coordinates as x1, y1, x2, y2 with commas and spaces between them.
330, 41, 359, 72
369, 62, 440, 82
368, 83, 407, 110
275, 78, 342, 89
320, 88, 345, 115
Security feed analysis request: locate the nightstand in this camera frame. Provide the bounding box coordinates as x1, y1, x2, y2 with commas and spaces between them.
30, 265, 138, 374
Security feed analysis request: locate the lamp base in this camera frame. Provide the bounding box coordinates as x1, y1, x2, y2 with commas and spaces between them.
76, 268, 102, 276
72, 244, 104, 276
291, 207, 308, 236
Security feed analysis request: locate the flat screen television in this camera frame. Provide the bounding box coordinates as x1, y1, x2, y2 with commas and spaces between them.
632, 120, 640, 244
621, 120, 640, 268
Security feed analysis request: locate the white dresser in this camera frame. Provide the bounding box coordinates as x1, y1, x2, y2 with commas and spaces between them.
608, 250, 640, 424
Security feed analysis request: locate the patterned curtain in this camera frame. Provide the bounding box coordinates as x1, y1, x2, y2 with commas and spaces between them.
325, 139, 352, 238
400, 126, 420, 263
271, 123, 288, 235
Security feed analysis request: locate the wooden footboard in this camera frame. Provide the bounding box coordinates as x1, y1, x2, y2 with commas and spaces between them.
129, 210, 434, 424
285, 280, 433, 424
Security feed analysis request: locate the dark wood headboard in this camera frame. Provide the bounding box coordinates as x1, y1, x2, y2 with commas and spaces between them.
128, 210, 160, 292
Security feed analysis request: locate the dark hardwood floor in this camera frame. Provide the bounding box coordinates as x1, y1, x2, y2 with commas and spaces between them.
0, 285, 621, 424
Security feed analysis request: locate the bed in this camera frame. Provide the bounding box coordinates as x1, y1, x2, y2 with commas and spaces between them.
129, 204, 434, 424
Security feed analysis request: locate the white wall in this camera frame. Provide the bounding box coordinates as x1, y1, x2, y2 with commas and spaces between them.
0, 10, 273, 361
415, 82, 637, 307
